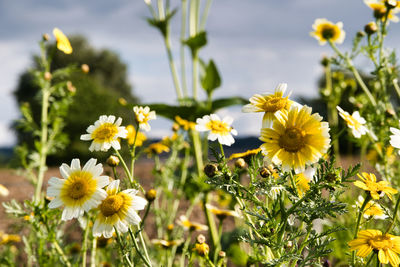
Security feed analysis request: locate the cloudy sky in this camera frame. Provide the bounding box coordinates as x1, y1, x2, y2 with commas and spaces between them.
1, 0, 400, 146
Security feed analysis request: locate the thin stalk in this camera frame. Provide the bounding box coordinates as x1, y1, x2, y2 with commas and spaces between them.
203, 192, 219, 248
200, 0, 213, 31
90, 238, 97, 267
130, 125, 139, 179
366, 253, 374, 266
192, 50, 199, 100
114, 149, 136, 189
289, 226, 312, 267
144, 1, 158, 18
138, 230, 152, 266
81, 217, 90, 267
34, 88, 51, 203
180, 0, 189, 97
191, 129, 204, 176
385, 194, 400, 234
189, 0, 199, 36
140, 203, 152, 230
376, 252, 380, 267
213, 219, 224, 263
180, 233, 192, 267
329, 41, 377, 107
115, 228, 134, 267
289, 171, 298, 197
351, 194, 371, 265
164, 35, 183, 99
157, 0, 165, 20
393, 79, 400, 99
53, 240, 72, 267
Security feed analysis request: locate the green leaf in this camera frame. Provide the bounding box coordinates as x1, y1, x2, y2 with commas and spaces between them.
201, 60, 221, 95
146, 9, 177, 38
183, 31, 207, 57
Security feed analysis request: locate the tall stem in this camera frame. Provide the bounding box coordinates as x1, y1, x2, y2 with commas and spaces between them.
81, 217, 90, 267
164, 35, 183, 99
90, 238, 97, 267
385, 194, 400, 234
34, 88, 50, 203
180, 0, 189, 97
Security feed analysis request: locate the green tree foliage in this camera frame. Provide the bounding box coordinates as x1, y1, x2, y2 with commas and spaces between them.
14, 35, 138, 164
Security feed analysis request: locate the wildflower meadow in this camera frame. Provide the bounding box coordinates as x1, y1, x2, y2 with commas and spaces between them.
3, 0, 400, 266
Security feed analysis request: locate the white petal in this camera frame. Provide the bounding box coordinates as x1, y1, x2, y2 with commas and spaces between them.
71, 159, 81, 171
80, 134, 93, 141
48, 198, 63, 209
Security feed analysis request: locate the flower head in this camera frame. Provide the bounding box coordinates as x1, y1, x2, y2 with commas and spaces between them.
0, 184, 9, 197
133, 106, 156, 132
310, 18, 346, 45
53, 28, 73, 54
195, 114, 238, 146
354, 172, 398, 200
175, 116, 196, 131
228, 148, 261, 161
242, 83, 297, 128
152, 239, 183, 248
260, 106, 330, 173
80, 115, 128, 152
206, 204, 239, 220
337, 106, 368, 138
47, 158, 110, 221
348, 229, 400, 266
295, 167, 315, 197
126, 125, 147, 147
0, 232, 21, 245
365, 0, 400, 22
145, 142, 170, 157
93, 180, 147, 238
356, 196, 388, 219
177, 215, 208, 231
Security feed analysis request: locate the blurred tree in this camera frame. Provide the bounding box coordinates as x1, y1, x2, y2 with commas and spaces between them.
14, 35, 138, 164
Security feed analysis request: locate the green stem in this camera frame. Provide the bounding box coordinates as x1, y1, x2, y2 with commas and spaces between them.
200, 0, 213, 31
157, 0, 165, 20
90, 238, 97, 267
81, 217, 90, 267
115, 228, 134, 267
376, 252, 380, 267
114, 149, 138, 190
191, 130, 204, 176
34, 88, 50, 203
329, 41, 377, 107
192, 50, 199, 100
130, 126, 139, 179
352, 194, 371, 265
393, 79, 400, 99
180, 233, 192, 267
53, 240, 72, 267
385, 194, 400, 234
180, 0, 189, 97
164, 35, 183, 100
140, 203, 152, 230
203, 192, 219, 248
138, 230, 152, 266
290, 225, 312, 267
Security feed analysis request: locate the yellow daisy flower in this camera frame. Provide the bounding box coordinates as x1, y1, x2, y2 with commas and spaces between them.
126, 125, 147, 147
195, 114, 238, 146
133, 106, 156, 132
295, 167, 315, 197
354, 172, 398, 200
364, 0, 400, 22
93, 180, 147, 238
80, 115, 127, 152
0, 184, 9, 197
310, 18, 346, 45
52, 28, 73, 54
348, 229, 400, 266
228, 148, 262, 161
242, 83, 298, 128
205, 204, 240, 220
177, 215, 208, 231
260, 106, 331, 173
356, 196, 388, 219
337, 106, 369, 139
47, 158, 110, 221
145, 142, 170, 157
175, 116, 196, 131
194, 242, 210, 256
0, 232, 21, 245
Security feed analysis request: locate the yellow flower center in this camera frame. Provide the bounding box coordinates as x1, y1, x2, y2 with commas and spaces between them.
263, 97, 289, 113
320, 24, 338, 40
61, 171, 97, 205
206, 120, 230, 135
279, 127, 306, 152
91, 123, 118, 143
368, 235, 393, 250
342, 114, 362, 130
100, 195, 124, 217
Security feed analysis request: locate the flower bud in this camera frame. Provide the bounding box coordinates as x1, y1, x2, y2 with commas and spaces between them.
118, 97, 127, 106
145, 189, 157, 202
106, 155, 120, 167
167, 224, 174, 231
235, 158, 246, 168
364, 22, 377, 35
194, 242, 209, 256
66, 81, 76, 94
42, 33, 51, 41
172, 123, 180, 132
204, 163, 218, 177
196, 234, 206, 244
320, 56, 330, 67
44, 72, 52, 81
356, 31, 366, 38
218, 251, 226, 258
81, 64, 90, 74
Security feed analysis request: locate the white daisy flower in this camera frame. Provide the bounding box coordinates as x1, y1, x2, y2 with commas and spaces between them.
242, 83, 300, 128
80, 115, 128, 152
133, 106, 156, 132
390, 123, 400, 154
93, 180, 147, 238
195, 114, 238, 146
47, 158, 110, 221
337, 106, 368, 138
177, 215, 208, 231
